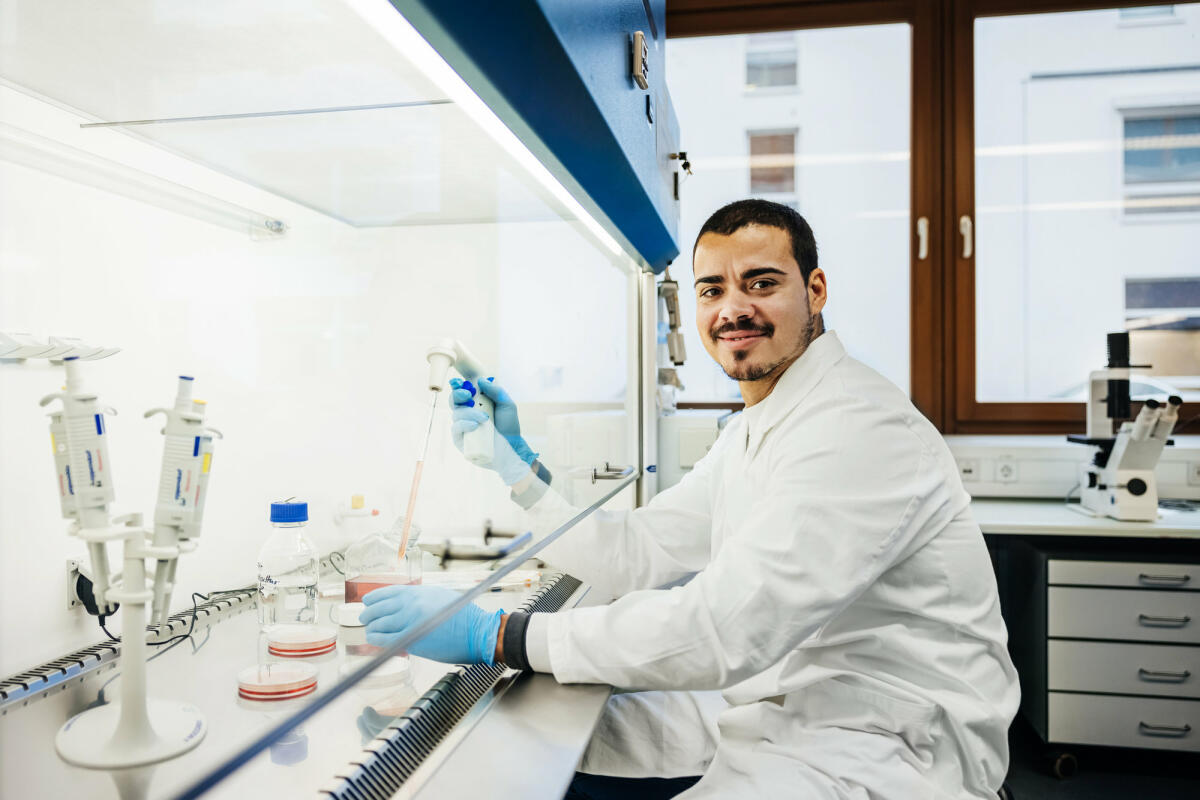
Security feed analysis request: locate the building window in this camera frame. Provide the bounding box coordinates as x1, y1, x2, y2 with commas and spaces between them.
1125, 277, 1200, 396
1118, 6, 1176, 20
748, 130, 796, 194
1126, 276, 1200, 330
745, 32, 797, 89
1123, 111, 1200, 215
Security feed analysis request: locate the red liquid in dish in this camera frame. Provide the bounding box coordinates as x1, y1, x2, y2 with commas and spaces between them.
344, 574, 422, 603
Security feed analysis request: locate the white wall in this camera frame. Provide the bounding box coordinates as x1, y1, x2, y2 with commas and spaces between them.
0, 86, 634, 674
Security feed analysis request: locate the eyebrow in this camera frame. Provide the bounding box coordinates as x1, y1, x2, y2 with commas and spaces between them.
694, 266, 789, 287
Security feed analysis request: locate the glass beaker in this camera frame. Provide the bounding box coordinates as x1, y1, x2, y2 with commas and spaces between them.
343, 515, 423, 603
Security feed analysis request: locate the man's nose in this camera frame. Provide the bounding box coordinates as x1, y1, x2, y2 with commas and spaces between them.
717, 292, 754, 324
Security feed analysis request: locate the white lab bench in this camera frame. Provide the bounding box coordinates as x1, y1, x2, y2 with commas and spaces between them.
973, 498, 1200, 760
0, 572, 613, 800
972, 498, 1200, 540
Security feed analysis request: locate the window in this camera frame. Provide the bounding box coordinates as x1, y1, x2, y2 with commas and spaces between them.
1126, 276, 1200, 330
1119, 5, 1177, 20
1124, 113, 1200, 183
1126, 277, 1200, 400
968, 7, 1200, 412
1122, 111, 1200, 214
745, 32, 797, 89
667, 24, 912, 402
748, 130, 797, 194
667, 0, 1199, 430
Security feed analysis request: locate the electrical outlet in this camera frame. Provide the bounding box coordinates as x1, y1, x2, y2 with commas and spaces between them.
1189, 462, 1200, 487
66, 559, 81, 610
630, 31, 649, 89
958, 458, 981, 482
995, 457, 1019, 483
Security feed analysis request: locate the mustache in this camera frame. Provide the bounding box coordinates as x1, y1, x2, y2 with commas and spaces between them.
710, 319, 774, 342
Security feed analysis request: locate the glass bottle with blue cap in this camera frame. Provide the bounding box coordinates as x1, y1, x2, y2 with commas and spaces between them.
256, 500, 319, 627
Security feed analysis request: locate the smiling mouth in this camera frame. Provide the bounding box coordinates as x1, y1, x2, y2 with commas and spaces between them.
718, 332, 767, 345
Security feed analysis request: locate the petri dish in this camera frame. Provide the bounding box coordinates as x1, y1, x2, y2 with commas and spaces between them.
265, 624, 338, 658
237, 663, 318, 702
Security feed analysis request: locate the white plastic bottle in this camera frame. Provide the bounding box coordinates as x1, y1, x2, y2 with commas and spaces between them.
257, 500, 319, 627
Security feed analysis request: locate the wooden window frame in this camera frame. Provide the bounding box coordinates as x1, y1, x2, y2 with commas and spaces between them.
947, 0, 1174, 433
667, 0, 1176, 432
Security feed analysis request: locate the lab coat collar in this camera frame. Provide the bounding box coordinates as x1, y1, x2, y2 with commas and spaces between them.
742, 330, 846, 458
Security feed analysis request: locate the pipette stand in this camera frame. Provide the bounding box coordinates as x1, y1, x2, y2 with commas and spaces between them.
56, 513, 206, 769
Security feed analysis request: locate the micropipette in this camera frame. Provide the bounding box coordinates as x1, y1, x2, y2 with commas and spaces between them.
39, 357, 117, 613
145, 377, 222, 624
396, 340, 496, 559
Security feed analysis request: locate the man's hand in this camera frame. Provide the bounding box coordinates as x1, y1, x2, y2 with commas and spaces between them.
449, 376, 538, 485
360, 584, 503, 665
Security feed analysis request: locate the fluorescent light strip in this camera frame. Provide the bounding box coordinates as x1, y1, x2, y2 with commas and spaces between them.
0, 122, 287, 237
345, 0, 632, 265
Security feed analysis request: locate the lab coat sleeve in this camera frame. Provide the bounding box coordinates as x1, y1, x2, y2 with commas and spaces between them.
537, 407, 956, 690
521, 428, 730, 599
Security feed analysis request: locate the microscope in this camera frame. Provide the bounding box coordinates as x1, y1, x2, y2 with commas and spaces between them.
1067, 332, 1182, 522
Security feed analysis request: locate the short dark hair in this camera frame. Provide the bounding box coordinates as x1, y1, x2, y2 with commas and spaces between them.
693, 199, 819, 283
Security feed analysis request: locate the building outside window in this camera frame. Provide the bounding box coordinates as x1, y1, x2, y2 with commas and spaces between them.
1119, 5, 1177, 21
1122, 111, 1200, 214
745, 32, 797, 90
748, 129, 797, 195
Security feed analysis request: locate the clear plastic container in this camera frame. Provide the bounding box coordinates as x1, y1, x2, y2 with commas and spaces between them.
343, 515, 423, 603
257, 500, 320, 627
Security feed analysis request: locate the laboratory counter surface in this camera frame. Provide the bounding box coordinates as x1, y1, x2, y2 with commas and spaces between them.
971, 498, 1200, 540
0, 571, 612, 800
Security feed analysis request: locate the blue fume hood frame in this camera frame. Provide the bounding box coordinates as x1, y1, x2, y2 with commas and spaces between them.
395, 0, 681, 273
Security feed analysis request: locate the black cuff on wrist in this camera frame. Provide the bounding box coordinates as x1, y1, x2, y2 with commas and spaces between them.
502, 611, 532, 671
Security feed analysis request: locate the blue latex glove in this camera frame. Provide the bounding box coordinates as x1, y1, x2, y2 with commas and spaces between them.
449, 376, 537, 485
359, 584, 503, 665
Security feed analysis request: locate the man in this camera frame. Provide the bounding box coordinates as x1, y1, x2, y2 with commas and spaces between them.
361, 199, 1020, 799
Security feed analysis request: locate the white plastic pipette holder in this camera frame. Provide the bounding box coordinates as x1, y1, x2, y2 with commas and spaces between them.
55, 515, 206, 769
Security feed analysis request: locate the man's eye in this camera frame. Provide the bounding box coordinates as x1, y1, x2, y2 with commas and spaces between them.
699, 287, 721, 298
750, 279, 776, 290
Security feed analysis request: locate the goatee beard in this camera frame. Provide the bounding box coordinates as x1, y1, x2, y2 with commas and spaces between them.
722, 312, 820, 382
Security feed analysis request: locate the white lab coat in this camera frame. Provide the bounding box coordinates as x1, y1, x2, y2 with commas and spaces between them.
524, 331, 1020, 799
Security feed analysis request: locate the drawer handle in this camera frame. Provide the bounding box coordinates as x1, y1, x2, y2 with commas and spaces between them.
1138, 614, 1191, 628
1138, 668, 1192, 683
1138, 721, 1192, 738
1139, 573, 1192, 586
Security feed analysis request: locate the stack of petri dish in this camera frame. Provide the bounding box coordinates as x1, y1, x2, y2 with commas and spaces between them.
265, 624, 338, 658
237, 663, 318, 702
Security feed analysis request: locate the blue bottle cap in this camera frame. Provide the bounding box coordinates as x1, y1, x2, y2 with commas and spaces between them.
270, 501, 308, 523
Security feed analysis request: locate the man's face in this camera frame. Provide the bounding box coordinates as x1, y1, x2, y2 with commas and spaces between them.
693, 224, 827, 383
